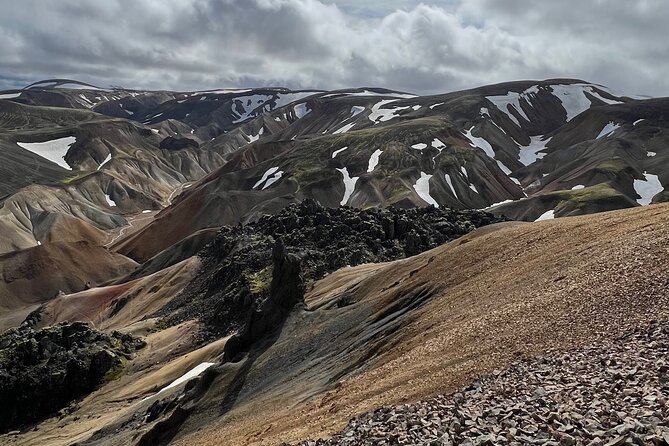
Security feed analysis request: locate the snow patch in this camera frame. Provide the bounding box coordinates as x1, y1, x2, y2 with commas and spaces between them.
247, 128, 264, 144
17, 136, 76, 170
78, 94, 93, 106
550, 84, 622, 121
519, 136, 551, 166
336, 168, 359, 205
368, 99, 408, 123
104, 194, 116, 207
429, 102, 444, 110
413, 172, 439, 207
367, 149, 382, 173
633, 119, 645, 126
228, 92, 315, 124
588, 90, 623, 105
647, 151, 657, 157
412, 105, 422, 111
634, 172, 663, 205
496, 161, 513, 176
464, 127, 495, 160
262, 170, 283, 189
596, 122, 620, 139
142, 210, 152, 214
534, 209, 555, 221
487, 199, 513, 208
485, 87, 537, 126
571, 185, 585, 190
294, 103, 311, 119
0, 92, 21, 99
411, 143, 427, 150
464, 128, 513, 184
444, 174, 458, 199
332, 146, 348, 158
333, 123, 356, 134
324, 90, 416, 99
431, 139, 445, 149
208, 88, 253, 95
350, 106, 365, 116
253, 166, 280, 189
460, 165, 478, 192
97, 154, 112, 171
154, 362, 216, 397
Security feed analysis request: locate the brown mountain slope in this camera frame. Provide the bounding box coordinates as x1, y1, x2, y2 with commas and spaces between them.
170, 203, 669, 446
31, 256, 200, 332
0, 241, 137, 331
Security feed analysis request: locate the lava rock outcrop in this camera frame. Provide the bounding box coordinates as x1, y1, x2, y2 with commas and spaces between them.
0, 322, 143, 433
159, 199, 504, 335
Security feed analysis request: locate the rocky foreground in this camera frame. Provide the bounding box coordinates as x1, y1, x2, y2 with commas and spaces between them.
288, 320, 669, 446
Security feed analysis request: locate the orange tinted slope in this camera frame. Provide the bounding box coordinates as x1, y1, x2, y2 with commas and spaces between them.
176, 204, 669, 446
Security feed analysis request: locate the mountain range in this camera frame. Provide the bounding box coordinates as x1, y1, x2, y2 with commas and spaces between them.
0, 78, 668, 445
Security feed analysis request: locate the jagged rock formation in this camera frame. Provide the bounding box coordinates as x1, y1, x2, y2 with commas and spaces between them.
222, 238, 305, 362
130, 239, 306, 446
158, 199, 504, 334
287, 320, 669, 446
0, 322, 143, 433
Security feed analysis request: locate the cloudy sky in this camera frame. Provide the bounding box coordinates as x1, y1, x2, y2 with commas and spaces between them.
0, 0, 667, 96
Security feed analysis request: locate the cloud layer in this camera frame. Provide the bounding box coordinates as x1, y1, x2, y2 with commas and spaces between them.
0, 0, 667, 96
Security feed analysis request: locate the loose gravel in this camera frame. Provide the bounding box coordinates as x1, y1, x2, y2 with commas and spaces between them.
288, 320, 669, 446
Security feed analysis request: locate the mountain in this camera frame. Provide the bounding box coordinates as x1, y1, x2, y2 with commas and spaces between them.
1, 77, 669, 445
1, 78, 666, 259
86, 79, 669, 262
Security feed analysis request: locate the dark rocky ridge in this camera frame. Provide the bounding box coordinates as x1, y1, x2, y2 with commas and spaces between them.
158, 199, 505, 336
159, 136, 200, 150
129, 239, 306, 446
0, 322, 143, 434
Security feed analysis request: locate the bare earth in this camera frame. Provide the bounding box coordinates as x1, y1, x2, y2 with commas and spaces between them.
174, 204, 669, 446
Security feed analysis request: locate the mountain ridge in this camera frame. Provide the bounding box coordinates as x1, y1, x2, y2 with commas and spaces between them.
1, 76, 669, 445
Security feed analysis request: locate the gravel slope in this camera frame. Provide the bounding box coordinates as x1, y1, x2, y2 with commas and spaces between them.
288, 319, 669, 445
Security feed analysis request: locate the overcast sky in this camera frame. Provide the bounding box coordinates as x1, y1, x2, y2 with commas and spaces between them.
0, 0, 667, 97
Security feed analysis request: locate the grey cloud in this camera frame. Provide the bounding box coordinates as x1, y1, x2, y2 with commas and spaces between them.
0, 0, 667, 97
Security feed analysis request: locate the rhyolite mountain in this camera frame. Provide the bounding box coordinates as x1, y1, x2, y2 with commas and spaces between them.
2, 77, 666, 260
1, 78, 669, 445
